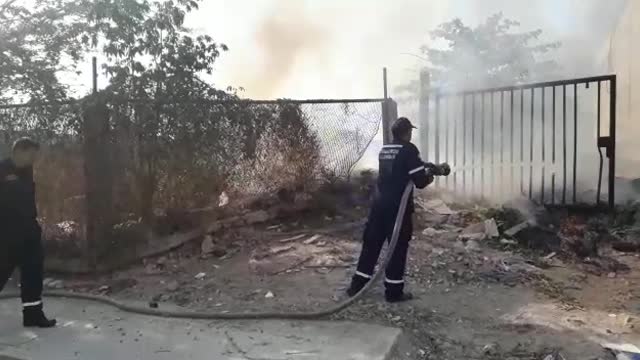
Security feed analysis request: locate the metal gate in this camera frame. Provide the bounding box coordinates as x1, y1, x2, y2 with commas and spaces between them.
419, 75, 617, 207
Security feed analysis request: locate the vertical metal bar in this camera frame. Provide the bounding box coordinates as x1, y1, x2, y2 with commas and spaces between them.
435, 93, 441, 187
471, 94, 476, 194
552, 86, 556, 205
541, 87, 546, 204
500, 91, 504, 202
597, 81, 603, 205
453, 96, 459, 192
609, 76, 617, 208
462, 95, 467, 193
573, 83, 578, 203
520, 89, 525, 195
92, 57, 98, 94
444, 97, 450, 188
419, 71, 430, 158
383, 67, 388, 99
480, 93, 485, 197
490, 92, 495, 199
510, 90, 514, 197
562, 85, 567, 204
529, 88, 535, 200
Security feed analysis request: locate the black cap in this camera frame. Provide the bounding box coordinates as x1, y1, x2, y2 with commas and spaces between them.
391, 117, 417, 139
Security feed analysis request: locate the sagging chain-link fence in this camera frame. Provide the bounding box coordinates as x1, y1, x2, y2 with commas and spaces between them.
0, 97, 383, 271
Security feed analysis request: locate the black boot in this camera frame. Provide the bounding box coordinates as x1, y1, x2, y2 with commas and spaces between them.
23, 305, 57, 328
385, 291, 414, 303
346, 276, 369, 297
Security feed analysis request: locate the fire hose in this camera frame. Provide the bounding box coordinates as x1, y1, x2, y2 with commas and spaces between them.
0, 164, 449, 320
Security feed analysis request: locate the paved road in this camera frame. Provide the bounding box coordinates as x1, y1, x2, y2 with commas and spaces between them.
0, 298, 400, 360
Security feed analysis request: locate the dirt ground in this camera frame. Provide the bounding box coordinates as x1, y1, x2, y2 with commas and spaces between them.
52, 195, 640, 360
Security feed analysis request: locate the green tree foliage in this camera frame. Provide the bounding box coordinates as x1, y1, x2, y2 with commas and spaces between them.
0, 0, 88, 102
402, 13, 561, 94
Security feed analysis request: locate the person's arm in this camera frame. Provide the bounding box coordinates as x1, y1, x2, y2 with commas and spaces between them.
405, 144, 433, 189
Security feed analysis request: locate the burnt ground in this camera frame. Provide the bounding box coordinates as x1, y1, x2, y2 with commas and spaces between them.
49, 194, 640, 360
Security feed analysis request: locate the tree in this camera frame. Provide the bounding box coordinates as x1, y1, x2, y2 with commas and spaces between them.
401, 13, 561, 94
0, 0, 88, 103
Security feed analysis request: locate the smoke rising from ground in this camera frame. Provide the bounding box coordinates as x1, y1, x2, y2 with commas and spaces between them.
190, 0, 630, 202
229, 0, 328, 99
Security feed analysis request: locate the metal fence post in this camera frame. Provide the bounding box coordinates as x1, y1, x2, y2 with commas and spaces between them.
609, 76, 617, 208
419, 70, 430, 156
82, 95, 114, 272
382, 98, 398, 144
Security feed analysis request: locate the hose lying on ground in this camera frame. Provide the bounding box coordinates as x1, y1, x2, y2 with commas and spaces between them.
0, 184, 413, 320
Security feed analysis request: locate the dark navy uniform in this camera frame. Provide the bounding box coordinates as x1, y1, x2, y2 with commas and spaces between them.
0, 158, 46, 312
348, 140, 432, 300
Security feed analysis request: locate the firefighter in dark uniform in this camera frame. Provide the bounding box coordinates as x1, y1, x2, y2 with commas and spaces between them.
0, 138, 56, 328
347, 117, 449, 302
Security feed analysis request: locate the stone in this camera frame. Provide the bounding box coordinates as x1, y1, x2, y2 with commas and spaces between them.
167, 281, 180, 292
465, 240, 481, 251
48, 280, 64, 289
218, 192, 229, 207
194, 273, 206, 280
201, 235, 216, 255
500, 238, 517, 245
484, 218, 499, 238
504, 221, 530, 237
265, 291, 275, 299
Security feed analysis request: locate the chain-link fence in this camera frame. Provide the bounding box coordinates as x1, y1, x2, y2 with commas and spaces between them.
0, 96, 383, 271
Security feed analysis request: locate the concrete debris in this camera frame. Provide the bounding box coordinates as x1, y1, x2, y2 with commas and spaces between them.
218, 192, 229, 207
269, 244, 295, 255
482, 343, 500, 355
422, 227, 445, 237
459, 222, 486, 241
423, 199, 456, 215
543, 352, 566, 360
499, 238, 517, 245
194, 272, 206, 280
484, 218, 499, 238
244, 210, 270, 225
504, 221, 530, 237
98, 285, 111, 293
279, 234, 306, 243
304, 234, 322, 245
265, 291, 275, 299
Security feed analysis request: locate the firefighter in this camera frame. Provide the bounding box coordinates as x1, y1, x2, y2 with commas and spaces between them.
346, 117, 449, 302
0, 138, 56, 328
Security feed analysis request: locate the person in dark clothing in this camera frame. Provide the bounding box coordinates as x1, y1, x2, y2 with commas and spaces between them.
0, 138, 56, 328
347, 117, 449, 303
